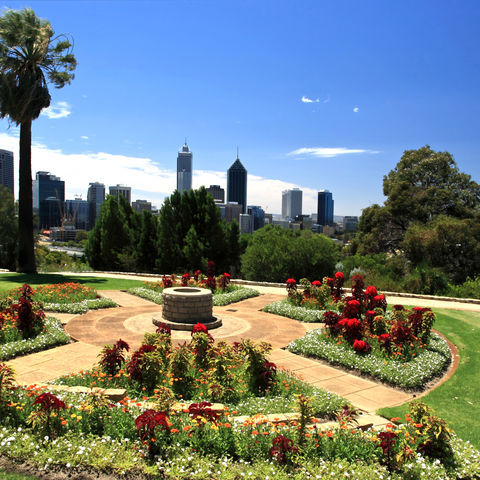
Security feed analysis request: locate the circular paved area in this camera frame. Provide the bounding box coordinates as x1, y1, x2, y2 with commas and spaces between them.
65, 293, 309, 350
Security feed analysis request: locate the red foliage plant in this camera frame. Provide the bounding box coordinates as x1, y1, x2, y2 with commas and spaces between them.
156, 323, 171, 336
188, 401, 219, 424
127, 344, 156, 381
162, 275, 173, 289
181, 273, 190, 286
135, 409, 170, 455
269, 435, 299, 465
99, 339, 130, 376
33, 392, 66, 412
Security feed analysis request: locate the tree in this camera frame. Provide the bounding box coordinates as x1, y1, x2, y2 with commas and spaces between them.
136, 211, 159, 273
157, 187, 230, 272
0, 186, 17, 270
182, 225, 205, 271
0, 8, 76, 273
403, 216, 480, 284
241, 225, 337, 282
85, 196, 134, 271
356, 146, 480, 253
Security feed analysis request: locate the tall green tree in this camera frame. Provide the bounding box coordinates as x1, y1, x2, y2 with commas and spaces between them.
157, 187, 229, 272
136, 210, 159, 273
0, 186, 17, 270
0, 8, 76, 273
356, 146, 480, 254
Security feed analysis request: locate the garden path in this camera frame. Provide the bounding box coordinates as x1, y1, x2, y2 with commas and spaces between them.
6, 287, 466, 424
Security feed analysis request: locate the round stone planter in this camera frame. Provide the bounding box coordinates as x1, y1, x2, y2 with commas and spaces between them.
152, 287, 222, 331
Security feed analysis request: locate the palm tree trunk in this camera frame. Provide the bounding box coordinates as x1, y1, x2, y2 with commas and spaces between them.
17, 119, 37, 273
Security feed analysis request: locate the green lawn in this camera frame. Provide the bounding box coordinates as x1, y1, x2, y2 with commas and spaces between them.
0, 469, 36, 479
379, 308, 480, 448
0, 272, 146, 292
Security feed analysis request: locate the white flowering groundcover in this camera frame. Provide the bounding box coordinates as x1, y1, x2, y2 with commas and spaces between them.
127, 286, 260, 306
0, 317, 70, 361
263, 299, 325, 323
43, 297, 117, 314
288, 328, 451, 390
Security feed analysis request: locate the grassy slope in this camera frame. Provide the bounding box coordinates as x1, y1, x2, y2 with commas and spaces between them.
0, 273, 146, 292
379, 308, 480, 448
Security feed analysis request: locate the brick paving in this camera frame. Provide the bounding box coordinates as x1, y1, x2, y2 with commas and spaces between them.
6, 285, 467, 424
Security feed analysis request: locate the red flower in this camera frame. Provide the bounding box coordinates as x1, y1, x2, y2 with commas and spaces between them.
353, 339, 370, 352
365, 285, 378, 297
334, 272, 345, 280
192, 322, 208, 335
312, 280, 321, 287
286, 278, 296, 285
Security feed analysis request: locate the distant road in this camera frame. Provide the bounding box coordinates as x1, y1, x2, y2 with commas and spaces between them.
46, 245, 84, 257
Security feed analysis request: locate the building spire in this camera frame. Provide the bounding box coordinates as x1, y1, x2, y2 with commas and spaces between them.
236, 145, 239, 159
185, 137, 187, 146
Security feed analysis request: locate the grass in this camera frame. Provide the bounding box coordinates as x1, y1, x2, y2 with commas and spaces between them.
0, 470, 36, 480
379, 308, 480, 449
0, 272, 146, 292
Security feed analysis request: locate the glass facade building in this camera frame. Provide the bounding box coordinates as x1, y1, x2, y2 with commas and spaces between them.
0, 149, 14, 196
227, 156, 247, 214
317, 190, 334, 226
33, 171, 65, 229
87, 182, 105, 229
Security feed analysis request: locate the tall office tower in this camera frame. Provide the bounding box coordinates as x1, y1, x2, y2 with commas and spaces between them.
87, 182, 105, 229
247, 205, 265, 231
65, 198, 89, 230
109, 184, 131, 204
227, 153, 247, 213
317, 190, 334, 226
206, 185, 225, 203
33, 171, 65, 229
132, 199, 152, 213
281, 188, 302, 219
177, 141, 192, 194
0, 149, 14, 196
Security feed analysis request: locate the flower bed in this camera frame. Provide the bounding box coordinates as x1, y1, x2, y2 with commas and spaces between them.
263, 299, 326, 322
0, 316, 70, 361
0, 285, 70, 360
1, 282, 117, 313
0, 373, 478, 479
268, 275, 452, 390
289, 329, 450, 389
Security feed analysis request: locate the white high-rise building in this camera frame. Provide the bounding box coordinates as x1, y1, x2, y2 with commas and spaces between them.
177, 141, 192, 194
281, 188, 302, 219
87, 182, 105, 229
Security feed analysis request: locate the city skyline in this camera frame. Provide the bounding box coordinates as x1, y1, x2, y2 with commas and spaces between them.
1, 1, 480, 216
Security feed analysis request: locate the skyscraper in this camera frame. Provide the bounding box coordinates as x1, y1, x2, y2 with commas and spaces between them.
317, 190, 334, 226
65, 198, 89, 230
281, 188, 302, 219
227, 153, 247, 213
206, 185, 225, 203
177, 141, 192, 194
0, 149, 14, 196
109, 184, 131, 204
33, 171, 65, 229
247, 205, 265, 231
87, 182, 105, 229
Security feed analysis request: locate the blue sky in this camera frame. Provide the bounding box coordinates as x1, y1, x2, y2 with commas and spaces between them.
1, 0, 479, 216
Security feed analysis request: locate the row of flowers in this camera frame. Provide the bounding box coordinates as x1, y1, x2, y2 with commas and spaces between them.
0, 369, 478, 480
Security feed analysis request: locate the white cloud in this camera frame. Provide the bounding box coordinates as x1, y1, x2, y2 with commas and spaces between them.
80, 135, 89, 140
0, 132, 321, 214
301, 95, 320, 103
41, 101, 72, 120
288, 147, 379, 158
353, 107, 359, 113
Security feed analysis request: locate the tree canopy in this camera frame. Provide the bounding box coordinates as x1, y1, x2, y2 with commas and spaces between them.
241, 225, 338, 282
356, 146, 480, 255
0, 8, 76, 272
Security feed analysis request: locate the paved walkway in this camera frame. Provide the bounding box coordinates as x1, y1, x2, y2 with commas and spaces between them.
5, 284, 469, 423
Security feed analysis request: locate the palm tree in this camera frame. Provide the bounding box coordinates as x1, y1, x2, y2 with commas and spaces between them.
0, 8, 76, 273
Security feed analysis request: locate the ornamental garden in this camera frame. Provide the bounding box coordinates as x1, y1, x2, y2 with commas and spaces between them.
0, 267, 479, 479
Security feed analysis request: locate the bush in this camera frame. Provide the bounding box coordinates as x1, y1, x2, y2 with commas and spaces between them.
241, 225, 337, 282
